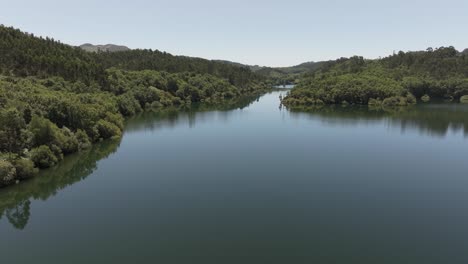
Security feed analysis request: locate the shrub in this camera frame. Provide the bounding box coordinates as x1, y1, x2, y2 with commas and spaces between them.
12, 158, 38, 180
60, 127, 79, 154
382, 95, 416, 107
95, 119, 122, 139
368, 98, 382, 105
50, 144, 64, 161
104, 112, 124, 130
0, 159, 16, 186
30, 145, 58, 168
117, 94, 142, 116
421, 94, 430, 102
382, 96, 404, 106
406, 93, 417, 104
460, 95, 468, 104
28, 115, 57, 147
76, 129, 91, 150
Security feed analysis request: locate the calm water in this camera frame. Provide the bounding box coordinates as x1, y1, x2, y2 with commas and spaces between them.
2, 90, 468, 263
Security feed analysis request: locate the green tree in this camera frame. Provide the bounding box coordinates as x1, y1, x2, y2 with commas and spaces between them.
0, 108, 27, 154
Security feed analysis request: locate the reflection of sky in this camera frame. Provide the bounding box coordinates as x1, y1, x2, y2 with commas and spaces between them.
3, 91, 468, 262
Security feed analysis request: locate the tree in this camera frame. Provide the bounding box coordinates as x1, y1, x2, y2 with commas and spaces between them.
6, 200, 31, 230
0, 108, 27, 154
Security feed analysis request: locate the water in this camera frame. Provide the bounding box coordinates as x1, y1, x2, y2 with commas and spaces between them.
2, 90, 468, 263
273, 84, 295, 89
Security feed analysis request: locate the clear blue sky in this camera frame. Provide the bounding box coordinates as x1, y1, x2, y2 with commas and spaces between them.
2, 0, 468, 67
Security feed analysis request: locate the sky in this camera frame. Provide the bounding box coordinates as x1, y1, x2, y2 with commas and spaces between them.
2, 0, 468, 67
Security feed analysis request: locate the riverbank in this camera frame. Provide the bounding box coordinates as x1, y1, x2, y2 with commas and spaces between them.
0, 74, 270, 188
3, 90, 468, 262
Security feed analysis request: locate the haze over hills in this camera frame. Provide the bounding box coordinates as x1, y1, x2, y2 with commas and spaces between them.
214, 60, 323, 72
214, 60, 328, 84
78, 43, 328, 85
79, 43, 130, 52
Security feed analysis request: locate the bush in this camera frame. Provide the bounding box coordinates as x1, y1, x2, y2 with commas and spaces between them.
460, 95, 468, 103
117, 94, 142, 116
60, 127, 79, 154
28, 115, 58, 147
421, 94, 430, 102
50, 144, 64, 161
0, 159, 17, 186
12, 158, 38, 180
406, 93, 417, 104
76, 129, 91, 150
95, 119, 122, 139
104, 112, 124, 130
382, 94, 416, 107
30, 145, 58, 168
368, 98, 382, 105
382, 96, 406, 106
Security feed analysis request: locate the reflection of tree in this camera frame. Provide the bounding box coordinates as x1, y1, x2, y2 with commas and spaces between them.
0, 139, 120, 230
6, 200, 30, 230
288, 104, 468, 137
124, 93, 262, 132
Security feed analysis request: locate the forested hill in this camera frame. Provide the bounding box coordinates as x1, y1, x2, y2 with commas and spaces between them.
0, 25, 263, 88
282, 47, 468, 107
0, 25, 268, 188
0, 25, 105, 84
215, 60, 327, 85
95, 50, 259, 88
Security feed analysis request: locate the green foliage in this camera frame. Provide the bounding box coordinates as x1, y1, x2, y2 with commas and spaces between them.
76, 129, 91, 150
0, 25, 105, 85
95, 50, 264, 88
283, 73, 406, 106
0, 25, 270, 187
283, 47, 468, 107
12, 158, 38, 180
28, 116, 59, 147
460, 95, 468, 103
30, 145, 58, 168
117, 94, 142, 116
59, 127, 79, 154
0, 108, 27, 154
0, 160, 16, 186
95, 120, 122, 139
382, 96, 415, 107
421, 94, 431, 102
368, 98, 382, 106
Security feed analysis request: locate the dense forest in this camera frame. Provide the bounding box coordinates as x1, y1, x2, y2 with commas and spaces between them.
216, 60, 326, 86
0, 25, 269, 187
282, 47, 468, 107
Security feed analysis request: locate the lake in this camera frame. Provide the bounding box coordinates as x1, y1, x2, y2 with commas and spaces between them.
2, 90, 468, 263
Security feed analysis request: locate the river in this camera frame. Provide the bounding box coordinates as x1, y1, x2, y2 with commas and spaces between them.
2, 90, 468, 263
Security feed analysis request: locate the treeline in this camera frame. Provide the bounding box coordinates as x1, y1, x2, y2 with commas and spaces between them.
0, 25, 268, 187
282, 47, 468, 107
0, 25, 263, 88
0, 139, 120, 230
95, 50, 261, 88
0, 26, 106, 85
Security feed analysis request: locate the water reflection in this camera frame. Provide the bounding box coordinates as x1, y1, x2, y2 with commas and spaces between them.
0, 139, 121, 229
0, 95, 262, 230
288, 103, 468, 137
125, 93, 262, 132
3, 93, 468, 230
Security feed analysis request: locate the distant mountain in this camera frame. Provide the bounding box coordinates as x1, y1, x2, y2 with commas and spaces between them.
79, 43, 130, 52
214, 60, 326, 84
214, 60, 324, 74
462, 49, 468, 55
